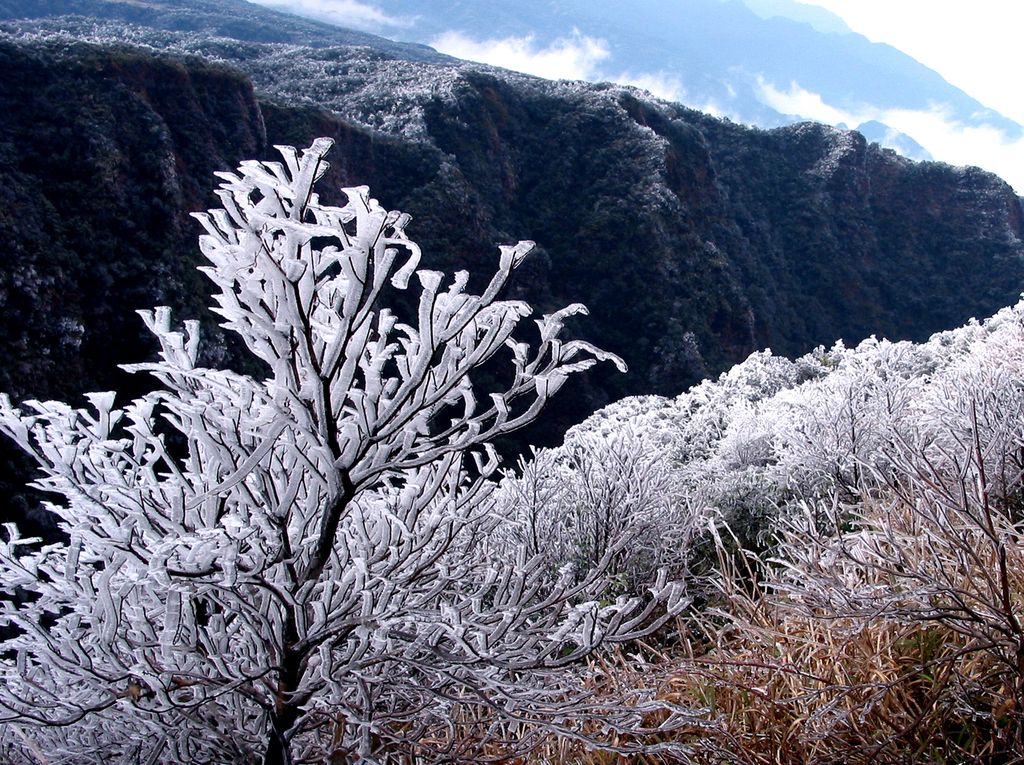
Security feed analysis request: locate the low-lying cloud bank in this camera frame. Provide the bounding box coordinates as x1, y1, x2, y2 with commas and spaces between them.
430, 29, 610, 82
430, 31, 718, 115
248, 0, 410, 32
759, 77, 1024, 192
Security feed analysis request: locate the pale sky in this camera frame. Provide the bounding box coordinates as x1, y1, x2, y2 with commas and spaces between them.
796, 0, 1024, 125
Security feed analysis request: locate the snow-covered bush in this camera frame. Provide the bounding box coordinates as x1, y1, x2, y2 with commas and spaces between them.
0, 139, 690, 764
728, 330, 1024, 759
658, 349, 824, 548
512, 300, 1024, 581
490, 423, 701, 596
650, 305, 1024, 546
569, 302, 1024, 763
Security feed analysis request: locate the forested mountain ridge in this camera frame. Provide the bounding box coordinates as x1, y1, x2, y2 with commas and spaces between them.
346, 0, 1020, 163
0, 1, 1022, 438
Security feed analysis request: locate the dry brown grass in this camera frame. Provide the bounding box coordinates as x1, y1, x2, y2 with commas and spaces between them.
397, 579, 1022, 763
668, 593, 998, 763
527, 443, 1024, 764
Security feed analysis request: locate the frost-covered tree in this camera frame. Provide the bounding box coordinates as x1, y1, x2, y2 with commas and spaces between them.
0, 139, 688, 764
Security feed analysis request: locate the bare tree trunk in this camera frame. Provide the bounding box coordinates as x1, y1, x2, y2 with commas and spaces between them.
262, 615, 306, 765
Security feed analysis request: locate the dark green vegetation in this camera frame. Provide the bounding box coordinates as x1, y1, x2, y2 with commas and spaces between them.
1, 1, 1023, 531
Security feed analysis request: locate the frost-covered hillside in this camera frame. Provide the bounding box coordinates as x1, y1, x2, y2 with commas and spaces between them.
467, 293, 1024, 761
0, 31, 1020, 448
261, 0, 1021, 173
501, 296, 1024, 581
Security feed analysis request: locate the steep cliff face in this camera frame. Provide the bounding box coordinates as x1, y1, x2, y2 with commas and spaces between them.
689, 113, 1024, 349
0, 41, 267, 401
0, 38, 1022, 451
0, 42, 267, 534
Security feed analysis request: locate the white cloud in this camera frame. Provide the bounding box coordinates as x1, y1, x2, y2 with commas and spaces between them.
880, 107, 1024, 192
795, 1, 1024, 126
611, 73, 729, 119
695, 100, 731, 120
757, 76, 859, 126
430, 29, 609, 81
757, 77, 1024, 192
431, 31, 708, 111
248, 0, 408, 32
614, 71, 687, 103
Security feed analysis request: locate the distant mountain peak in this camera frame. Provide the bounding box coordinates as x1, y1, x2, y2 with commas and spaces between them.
737, 0, 853, 35
855, 120, 933, 161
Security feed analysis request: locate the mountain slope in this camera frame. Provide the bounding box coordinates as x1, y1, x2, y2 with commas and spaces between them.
0, 33, 1020, 441
0, 0, 445, 59
0, 6, 1022, 536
